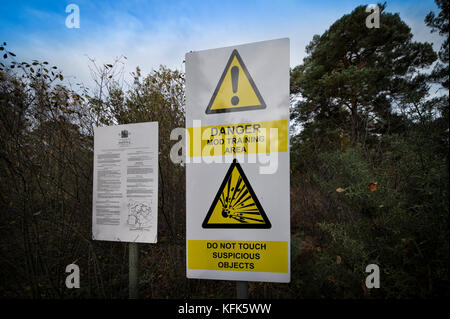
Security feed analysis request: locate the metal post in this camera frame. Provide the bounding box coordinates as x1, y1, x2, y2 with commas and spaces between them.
236, 281, 248, 299
129, 242, 139, 299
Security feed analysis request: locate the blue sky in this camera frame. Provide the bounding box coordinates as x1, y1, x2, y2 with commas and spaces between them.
0, 0, 443, 89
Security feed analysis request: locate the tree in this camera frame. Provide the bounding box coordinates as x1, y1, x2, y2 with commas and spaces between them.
288, 4, 448, 299
425, 0, 449, 89
0, 44, 96, 298
291, 4, 437, 146
425, 0, 449, 157
1, 45, 189, 298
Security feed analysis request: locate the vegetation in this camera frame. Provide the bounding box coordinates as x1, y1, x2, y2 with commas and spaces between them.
0, 1, 448, 298
289, 2, 448, 298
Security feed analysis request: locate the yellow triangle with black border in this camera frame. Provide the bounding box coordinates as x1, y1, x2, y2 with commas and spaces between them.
202, 159, 271, 228
206, 50, 266, 114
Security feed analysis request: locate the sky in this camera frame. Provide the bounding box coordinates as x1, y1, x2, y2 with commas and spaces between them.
0, 0, 444, 90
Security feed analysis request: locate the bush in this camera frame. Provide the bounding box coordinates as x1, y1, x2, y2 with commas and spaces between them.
299, 138, 448, 298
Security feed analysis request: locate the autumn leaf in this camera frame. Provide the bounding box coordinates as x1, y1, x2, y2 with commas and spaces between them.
362, 280, 370, 296
368, 181, 378, 192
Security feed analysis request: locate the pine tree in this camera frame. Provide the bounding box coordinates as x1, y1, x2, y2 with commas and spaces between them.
291, 4, 437, 146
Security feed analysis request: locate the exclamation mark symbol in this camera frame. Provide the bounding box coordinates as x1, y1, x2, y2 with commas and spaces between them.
231, 66, 239, 106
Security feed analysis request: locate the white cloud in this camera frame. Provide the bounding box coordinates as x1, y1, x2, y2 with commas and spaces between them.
7, 0, 444, 92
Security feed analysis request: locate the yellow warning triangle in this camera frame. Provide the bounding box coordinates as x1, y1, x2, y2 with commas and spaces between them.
205, 49, 266, 114
202, 159, 271, 228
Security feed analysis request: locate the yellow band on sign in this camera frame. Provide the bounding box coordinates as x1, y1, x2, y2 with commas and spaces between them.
187, 119, 288, 157
188, 240, 288, 273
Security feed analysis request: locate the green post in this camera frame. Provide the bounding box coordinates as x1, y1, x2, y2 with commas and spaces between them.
236, 281, 248, 299
129, 242, 139, 299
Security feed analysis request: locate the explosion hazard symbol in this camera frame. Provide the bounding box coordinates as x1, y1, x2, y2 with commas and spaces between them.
202, 159, 271, 228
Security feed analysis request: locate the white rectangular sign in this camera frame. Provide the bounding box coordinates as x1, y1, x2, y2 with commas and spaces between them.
92, 122, 158, 243
185, 38, 290, 283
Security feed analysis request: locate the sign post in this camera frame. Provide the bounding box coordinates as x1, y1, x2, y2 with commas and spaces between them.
129, 242, 139, 299
185, 38, 290, 291
236, 281, 248, 299
92, 121, 159, 299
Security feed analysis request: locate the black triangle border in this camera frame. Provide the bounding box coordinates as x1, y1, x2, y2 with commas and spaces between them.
205, 49, 267, 114
202, 159, 271, 229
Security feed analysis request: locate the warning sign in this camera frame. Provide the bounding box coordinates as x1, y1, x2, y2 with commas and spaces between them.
202, 159, 271, 228
188, 240, 288, 273
205, 49, 266, 114
187, 120, 288, 157
186, 38, 290, 283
